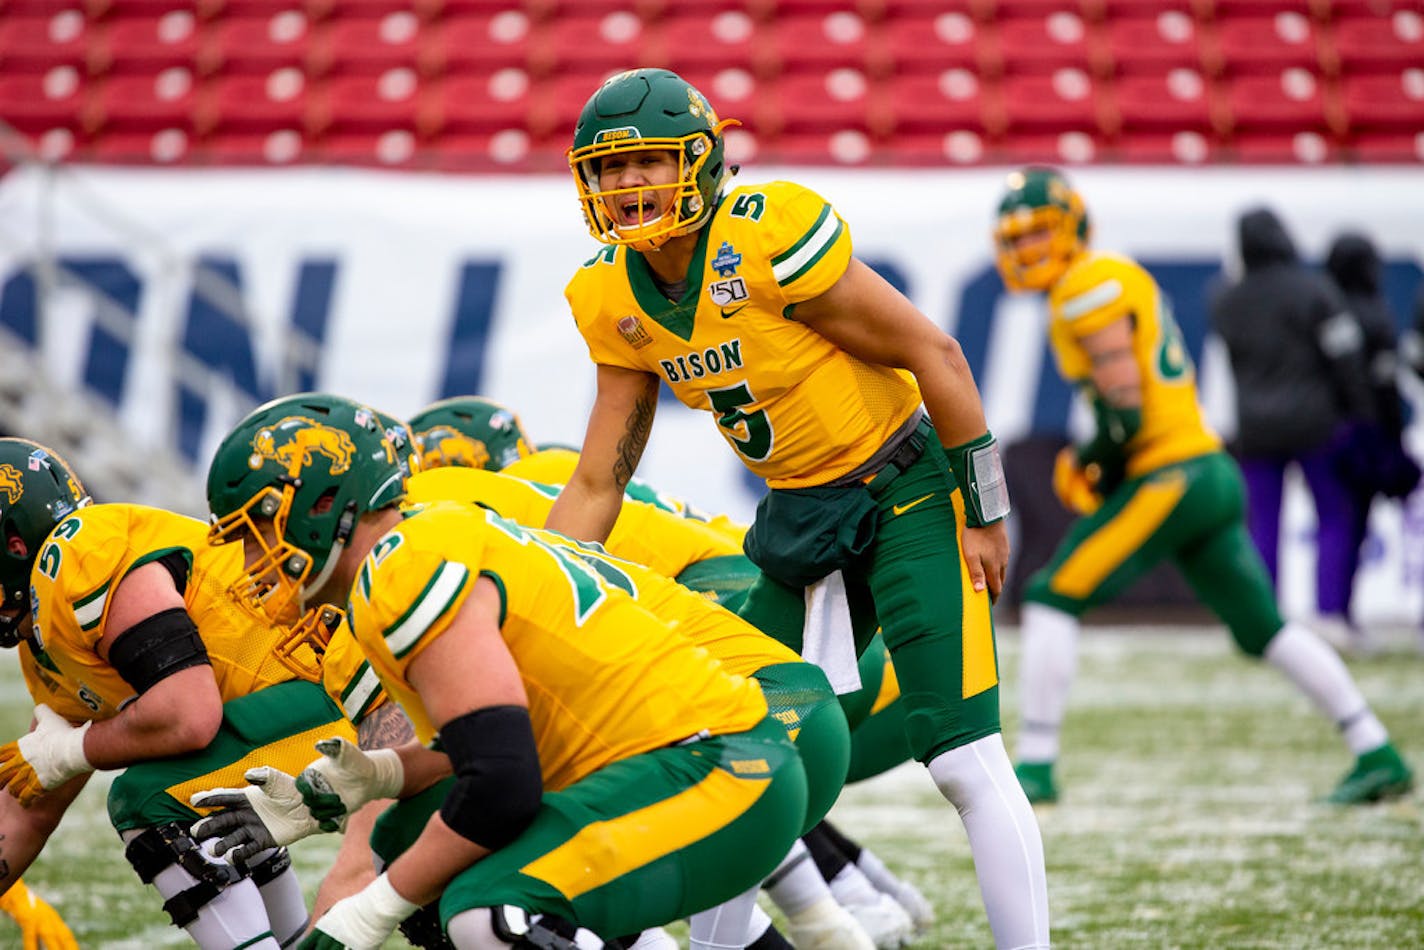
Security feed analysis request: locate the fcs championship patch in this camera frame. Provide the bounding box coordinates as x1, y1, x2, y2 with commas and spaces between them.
617, 314, 655, 349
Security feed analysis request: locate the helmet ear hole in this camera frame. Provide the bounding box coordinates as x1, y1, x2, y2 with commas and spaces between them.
4, 525, 25, 558
310, 489, 338, 518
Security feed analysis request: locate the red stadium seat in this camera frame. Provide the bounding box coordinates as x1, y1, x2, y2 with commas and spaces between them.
879, 128, 989, 165
679, 67, 761, 124
202, 13, 313, 74
1231, 129, 1338, 163
881, 70, 989, 134
427, 129, 526, 171
768, 12, 875, 74
94, 11, 202, 74
314, 128, 422, 166
1330, 11, 1424, 75
1346, 131, 1424, 163
992, 129, 1105, 164
882, 10, 984, 73
1114, 69, 1215, 132
198, 128, 307, 164
428, 10, 534, 74
764, 70, 875, 134
429, 70, 535, 134
1223, 69, 1327, 131
206, 69, 312, 133
91, 127, 194, 163
0, 12, 90, 71
1000, 69, 1105, 132
0, 67, 90, 132
1104, 13, 1204, 75
0, 126, 85, 163
996, 12, 1100, 75
659, 11, 762, 76
316, 70, 427, 134
1211, 13, 1324, 76
1210, 0, 1313, 14
1116, 129, 1219, 163
313, 12, 429, 76
759, 129, 876, 166
540, 12, 654, 75
1340, 70, 1424, 132
93, 69, 200, 132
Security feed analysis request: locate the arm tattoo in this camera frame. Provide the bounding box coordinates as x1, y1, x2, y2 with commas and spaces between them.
357, 702, 416, 751
612, 382, 657, 491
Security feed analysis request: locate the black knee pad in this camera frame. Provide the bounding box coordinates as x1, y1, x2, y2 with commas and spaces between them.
123, 823, 241, 927
244, 847, 292, 886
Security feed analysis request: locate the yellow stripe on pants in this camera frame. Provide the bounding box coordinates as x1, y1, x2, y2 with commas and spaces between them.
1050, 472, 1188, 600
520, 765, 770, 901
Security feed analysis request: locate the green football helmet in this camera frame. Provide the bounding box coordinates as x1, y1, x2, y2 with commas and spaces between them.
206, 393, 406, 623
568, 67, 739, 251
0, 439, 89, 647
408, 396, 533, 473
993, 165, 1091, 292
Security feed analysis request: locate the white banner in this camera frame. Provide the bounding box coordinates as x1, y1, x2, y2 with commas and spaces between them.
0, 164, 1420, 623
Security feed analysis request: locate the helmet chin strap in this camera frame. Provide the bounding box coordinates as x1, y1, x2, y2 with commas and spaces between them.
299, 503, 358, 609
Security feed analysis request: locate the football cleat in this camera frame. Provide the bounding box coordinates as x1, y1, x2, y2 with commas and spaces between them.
1324, 744, 1414, 805
882, 876, 935, 933
1014, 761, 1059, 805
785, 896, 876, 950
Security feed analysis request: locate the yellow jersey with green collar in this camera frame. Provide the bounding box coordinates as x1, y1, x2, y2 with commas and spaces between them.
506, 448, 749, 545
405, 467, 739, 578
25, 504, 311, 721
343, 500, 768, 791
529, 528, 801, 679
321, 617, 387, 728
1047, 251, 1221, 477
566, 180, 923, 488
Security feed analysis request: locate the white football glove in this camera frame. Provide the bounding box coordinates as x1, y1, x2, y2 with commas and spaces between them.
0, 705, 92, 806
301, 873, 418, 950
295, 737, 404, 833
190, 765, 323, 863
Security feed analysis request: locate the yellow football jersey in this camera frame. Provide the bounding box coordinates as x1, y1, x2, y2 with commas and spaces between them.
1048, 251, 1221, 477
505, 448, 748, 546
566, 180, 924, 488
406, 467, 739, 579
25, 504, 314, 721
530, 529, 800, 679
344, 501, 768, 791
321, 617, 386, 728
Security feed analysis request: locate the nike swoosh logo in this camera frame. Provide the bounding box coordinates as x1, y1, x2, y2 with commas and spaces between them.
720, 304, 748, 319
892, 493, 935, 516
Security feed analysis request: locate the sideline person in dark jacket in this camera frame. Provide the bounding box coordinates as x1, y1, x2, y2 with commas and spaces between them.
1210, 208, 1376, 634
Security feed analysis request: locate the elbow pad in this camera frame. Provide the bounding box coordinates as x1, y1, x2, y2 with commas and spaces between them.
108, 607, 210, 694
438, 705, 542, 850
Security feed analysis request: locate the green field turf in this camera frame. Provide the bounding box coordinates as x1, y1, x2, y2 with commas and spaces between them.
2, 625, 1420, 948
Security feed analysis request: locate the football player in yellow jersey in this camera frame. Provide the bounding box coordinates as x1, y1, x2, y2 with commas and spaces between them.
547, 68, 1048, 950
993, 166, 1413, 806
410, 395, 934, 944
0, 438, 360, 949
201, 394, 808, 950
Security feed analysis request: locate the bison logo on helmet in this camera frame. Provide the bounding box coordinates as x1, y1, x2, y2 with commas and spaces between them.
0, 464, 23, 505
416, 427, 490, 471
248, 416, 357, 478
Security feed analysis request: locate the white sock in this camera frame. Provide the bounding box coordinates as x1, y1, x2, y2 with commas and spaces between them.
827, 863, 882, 908
250, 849, 308, 945
1265, 622, 1389, 755
763, 839, 831, 917
928, 734, 1051, 950
852, 848, 901, 896
120, 829, 279, 950
689, 884, 762, 950
1017, 602, 1080, 764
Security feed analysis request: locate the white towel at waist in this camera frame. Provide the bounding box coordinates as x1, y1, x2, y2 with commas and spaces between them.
802, 570, 862, 695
